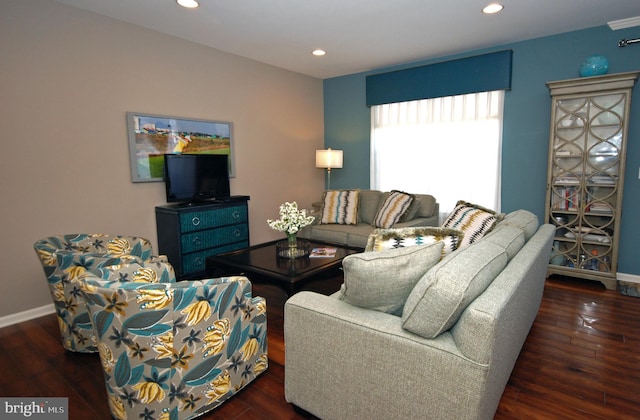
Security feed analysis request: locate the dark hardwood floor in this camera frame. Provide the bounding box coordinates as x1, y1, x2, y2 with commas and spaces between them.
1, 275, 638, 419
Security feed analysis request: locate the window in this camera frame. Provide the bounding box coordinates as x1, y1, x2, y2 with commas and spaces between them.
371, 90, 504, 220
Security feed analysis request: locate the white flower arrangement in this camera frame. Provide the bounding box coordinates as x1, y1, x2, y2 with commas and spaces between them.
267, 201, 315, 235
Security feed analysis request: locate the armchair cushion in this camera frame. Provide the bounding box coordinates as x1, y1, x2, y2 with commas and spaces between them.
339, 242, 444, 316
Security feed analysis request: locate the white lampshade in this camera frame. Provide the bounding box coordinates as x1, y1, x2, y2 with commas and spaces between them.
315, 148, 343, 169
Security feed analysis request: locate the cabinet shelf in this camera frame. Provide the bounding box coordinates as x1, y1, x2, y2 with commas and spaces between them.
545, 71, 639, 290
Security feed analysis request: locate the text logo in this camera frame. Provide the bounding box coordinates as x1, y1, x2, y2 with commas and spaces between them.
1, 398, 68, 419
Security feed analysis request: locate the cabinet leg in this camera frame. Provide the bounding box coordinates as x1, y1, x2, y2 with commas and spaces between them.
600, 279, 617, 291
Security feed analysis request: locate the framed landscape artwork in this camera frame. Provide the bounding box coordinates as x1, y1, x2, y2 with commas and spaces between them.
127, 112, 234, 182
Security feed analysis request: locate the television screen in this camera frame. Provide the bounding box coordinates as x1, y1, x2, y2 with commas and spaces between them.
163, 154, 231, 203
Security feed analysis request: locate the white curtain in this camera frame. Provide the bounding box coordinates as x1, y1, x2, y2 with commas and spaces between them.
371, 90, 504, 221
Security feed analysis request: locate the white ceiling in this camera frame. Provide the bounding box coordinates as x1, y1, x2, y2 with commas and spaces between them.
55, 0, 640, 79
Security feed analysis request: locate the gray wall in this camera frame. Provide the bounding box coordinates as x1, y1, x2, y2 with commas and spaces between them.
0, 0, 324, 317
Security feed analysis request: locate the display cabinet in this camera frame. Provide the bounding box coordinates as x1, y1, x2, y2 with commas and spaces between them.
156, 196, 250, 279
545, 72, 639, 290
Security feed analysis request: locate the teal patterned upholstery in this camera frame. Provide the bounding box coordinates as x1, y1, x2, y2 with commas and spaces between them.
80, 275, 268, 420
89, 257, 176, 284
33, 234, 157, 353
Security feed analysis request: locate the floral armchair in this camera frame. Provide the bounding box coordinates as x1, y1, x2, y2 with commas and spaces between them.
33, 233, 157, 352
80, 275, 268, 420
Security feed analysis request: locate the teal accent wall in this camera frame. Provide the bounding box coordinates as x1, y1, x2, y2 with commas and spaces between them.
323, 25, 640, 275
324, 73, 371, 188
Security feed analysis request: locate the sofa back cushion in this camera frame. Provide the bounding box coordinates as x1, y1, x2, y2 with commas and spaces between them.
499, 209, 539, 240
357, 190, 383, 224
401, 194, 437, 221
401, 241, 508, 338
481, 224, 526, 260
416, 194, 437, 217
339, 242, 444, 316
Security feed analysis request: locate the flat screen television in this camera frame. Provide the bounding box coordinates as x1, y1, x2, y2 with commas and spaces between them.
163, 154, 231, 203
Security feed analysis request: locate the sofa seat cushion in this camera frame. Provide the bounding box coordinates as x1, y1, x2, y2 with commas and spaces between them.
401, 241, 508, 338
364, 226, 464, 257
372, 190, 414, 228
339, 242, 444, 316
442, 200, 503, 248
300, 223, 374, 248
319, 190, 359, 225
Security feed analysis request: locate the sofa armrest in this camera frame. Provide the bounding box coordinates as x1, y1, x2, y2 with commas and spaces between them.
284, 292, 489, 419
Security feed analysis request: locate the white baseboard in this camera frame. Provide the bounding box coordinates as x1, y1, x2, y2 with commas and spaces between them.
0, 303, 55, 329
618, 272, 640, 284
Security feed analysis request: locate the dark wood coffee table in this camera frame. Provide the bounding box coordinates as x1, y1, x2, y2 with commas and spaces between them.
205, 240, 361, 296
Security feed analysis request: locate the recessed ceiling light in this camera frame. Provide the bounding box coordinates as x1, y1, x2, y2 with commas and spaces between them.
177, 0, 199, 8
482, 3, 504, 14
312, 49, 327, 56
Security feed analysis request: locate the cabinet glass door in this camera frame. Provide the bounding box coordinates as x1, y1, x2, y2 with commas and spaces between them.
549, 92, 624, 274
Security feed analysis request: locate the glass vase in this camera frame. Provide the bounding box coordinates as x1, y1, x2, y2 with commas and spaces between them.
287, 233, 298, 251
276, 233, 310, 258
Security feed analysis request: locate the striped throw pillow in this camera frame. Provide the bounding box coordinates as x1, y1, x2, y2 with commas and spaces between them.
442, 200, 503, 248
320, 190, 359, 225
372, 190, 414, 228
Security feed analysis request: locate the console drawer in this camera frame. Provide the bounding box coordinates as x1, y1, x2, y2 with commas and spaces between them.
181, 224, 249, 253
179, 205, 247, 233
182, 242, 248, 274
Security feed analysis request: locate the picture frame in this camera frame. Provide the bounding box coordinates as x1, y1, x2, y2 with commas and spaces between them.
127, 112, 234, 183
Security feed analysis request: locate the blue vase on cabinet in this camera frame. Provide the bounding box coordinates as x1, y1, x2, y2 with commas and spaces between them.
579, 55, 609, 77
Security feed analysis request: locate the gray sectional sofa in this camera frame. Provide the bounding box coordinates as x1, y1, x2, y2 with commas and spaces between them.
297, 190, 439, 248
284, 210, 554, 419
